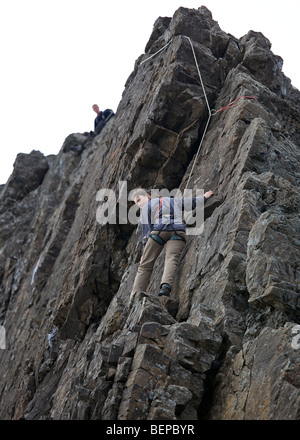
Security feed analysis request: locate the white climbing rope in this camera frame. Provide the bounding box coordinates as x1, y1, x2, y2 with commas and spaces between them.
185, 112, 211, 190
139, 36, 258, 192
139, 35, 212, 190
139, 40, 173, 65
183, 36, 212, 190
183, 36, 211, 114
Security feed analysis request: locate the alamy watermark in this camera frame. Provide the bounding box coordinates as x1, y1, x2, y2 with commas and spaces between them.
95, 181, 205, 235
0, 325, 5, 349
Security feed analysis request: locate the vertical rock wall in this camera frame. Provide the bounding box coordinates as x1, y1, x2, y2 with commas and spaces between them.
0, 6, 299, 420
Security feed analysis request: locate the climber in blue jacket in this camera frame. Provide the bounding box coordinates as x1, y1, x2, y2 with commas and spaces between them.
130, 188, 214, 298
92, 104, 114, 134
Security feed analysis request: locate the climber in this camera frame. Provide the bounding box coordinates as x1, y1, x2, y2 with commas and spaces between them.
130, 188, 214, 299
92, 104, 114, 134
62, 105, 115, 155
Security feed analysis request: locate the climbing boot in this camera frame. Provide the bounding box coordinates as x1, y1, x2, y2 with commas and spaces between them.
158, 283, 171, 297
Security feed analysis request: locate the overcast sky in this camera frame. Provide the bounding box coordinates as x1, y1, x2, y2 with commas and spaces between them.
1, 0, 299, 185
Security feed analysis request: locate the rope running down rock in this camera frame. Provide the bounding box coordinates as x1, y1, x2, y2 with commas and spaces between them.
139, 36, 257, 190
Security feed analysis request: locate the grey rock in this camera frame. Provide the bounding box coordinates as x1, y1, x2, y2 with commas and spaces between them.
0, 6, 299, 421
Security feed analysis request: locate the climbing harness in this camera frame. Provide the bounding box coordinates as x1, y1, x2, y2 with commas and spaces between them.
149, 197, 186, 245
139, 35, 258, 190
150, 233, 166, 245
150, 232, 186, 245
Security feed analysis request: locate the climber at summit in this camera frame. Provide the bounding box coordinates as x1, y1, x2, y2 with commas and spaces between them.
130, 188, 214, 300
62, 104, 115, 154
92, 104, 114, 134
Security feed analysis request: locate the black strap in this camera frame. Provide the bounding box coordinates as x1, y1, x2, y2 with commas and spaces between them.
169, 198, 178, 236
155, 197, 163, 220
150, 197, 183, 239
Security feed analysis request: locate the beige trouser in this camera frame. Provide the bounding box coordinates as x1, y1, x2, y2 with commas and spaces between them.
132, 230, 186, 293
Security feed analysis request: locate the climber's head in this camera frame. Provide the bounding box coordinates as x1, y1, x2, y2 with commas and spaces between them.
133, 189, 151, 208
92, 104, 101, 115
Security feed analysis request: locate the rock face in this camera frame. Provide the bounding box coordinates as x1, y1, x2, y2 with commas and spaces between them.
0, 6, 299, 420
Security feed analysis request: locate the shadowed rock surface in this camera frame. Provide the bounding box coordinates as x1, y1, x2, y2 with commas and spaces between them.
0, 6, 299, 420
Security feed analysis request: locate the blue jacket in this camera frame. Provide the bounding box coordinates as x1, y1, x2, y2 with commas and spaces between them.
94, 109, 114, 130
140, 196, 206, 245
94, 113, 105, 130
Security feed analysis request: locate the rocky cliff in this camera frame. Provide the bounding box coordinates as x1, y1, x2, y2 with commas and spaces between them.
0, 6, 299, 420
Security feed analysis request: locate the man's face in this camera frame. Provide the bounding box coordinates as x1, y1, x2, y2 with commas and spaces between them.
134, 194, 149, 208
93, 105, 100, 113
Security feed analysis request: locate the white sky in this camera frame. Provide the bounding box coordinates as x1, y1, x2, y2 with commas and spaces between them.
0, 0, 299, 185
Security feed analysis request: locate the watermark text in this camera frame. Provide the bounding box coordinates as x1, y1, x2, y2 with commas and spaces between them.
96, 181, 205, 235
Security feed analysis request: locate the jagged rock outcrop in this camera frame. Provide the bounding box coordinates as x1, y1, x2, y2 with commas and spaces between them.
0, 6, 299, 420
